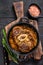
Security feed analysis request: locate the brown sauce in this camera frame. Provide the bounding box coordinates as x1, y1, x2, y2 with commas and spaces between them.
9, 26, 37, 53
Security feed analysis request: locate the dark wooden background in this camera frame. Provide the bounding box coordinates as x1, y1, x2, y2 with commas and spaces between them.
0, 0, 43, 65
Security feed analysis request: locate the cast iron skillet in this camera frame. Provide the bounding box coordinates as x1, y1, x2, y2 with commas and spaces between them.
7, 17, 39, 61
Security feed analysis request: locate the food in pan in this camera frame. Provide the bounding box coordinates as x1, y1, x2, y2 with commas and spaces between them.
9, 25, 37, 53
28, 5, 40, 17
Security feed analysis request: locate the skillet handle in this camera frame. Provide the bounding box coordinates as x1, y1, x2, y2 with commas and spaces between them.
17, 55, 27, 62
38, 16, 43, 18
19, 16, 29, 23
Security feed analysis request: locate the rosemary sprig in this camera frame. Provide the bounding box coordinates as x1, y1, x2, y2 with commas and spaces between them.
2, 29, 18, 64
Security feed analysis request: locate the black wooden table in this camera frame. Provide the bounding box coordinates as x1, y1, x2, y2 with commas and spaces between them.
0, 0, 43, 65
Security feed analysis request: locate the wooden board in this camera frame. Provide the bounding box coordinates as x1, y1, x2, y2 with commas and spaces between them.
5, 1, 43, 60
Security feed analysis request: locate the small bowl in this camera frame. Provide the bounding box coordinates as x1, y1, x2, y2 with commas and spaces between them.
28, 3, 41, 19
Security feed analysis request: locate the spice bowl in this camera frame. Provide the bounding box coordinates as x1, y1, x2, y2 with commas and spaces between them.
28, 3, 41, 19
